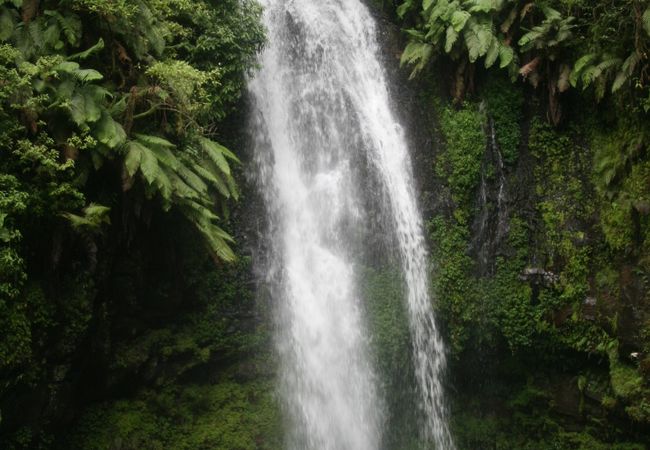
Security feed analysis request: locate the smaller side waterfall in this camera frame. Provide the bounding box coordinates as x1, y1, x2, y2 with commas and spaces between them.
357, 81, 456, 450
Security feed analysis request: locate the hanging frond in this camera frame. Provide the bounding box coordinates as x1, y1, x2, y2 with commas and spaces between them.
401, 41, 434, 78
62, 203, 111, 232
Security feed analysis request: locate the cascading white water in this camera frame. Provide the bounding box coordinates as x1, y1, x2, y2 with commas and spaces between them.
249, 0, 454, 448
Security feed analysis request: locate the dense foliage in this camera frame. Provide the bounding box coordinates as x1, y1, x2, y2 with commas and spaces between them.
410, 39, 650, 450
2, 0, 650, 448
0, 0, 268, 447
368, 1, 650, 446
397, 0, 650, 123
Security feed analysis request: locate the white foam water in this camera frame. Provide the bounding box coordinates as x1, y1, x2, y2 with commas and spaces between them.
248, 0, 454, 448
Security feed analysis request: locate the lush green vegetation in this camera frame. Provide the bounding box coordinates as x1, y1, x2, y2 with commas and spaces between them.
2, 0, 650, 448
396, 0, 650, 123
0, 0, 275, 448
370, 0, 650, 446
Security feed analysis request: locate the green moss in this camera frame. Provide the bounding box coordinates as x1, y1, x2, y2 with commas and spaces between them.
428, 81, 650, 443
67, 379, 282, 450
437, 102, 486, 213
483, 77, 524, 165
361, 267, 410, 376
428, 215, 478, 355
591, 121, 650, 253
609, 359, 643, 401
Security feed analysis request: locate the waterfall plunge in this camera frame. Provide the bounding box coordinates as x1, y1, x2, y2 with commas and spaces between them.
248, 0, 454, 448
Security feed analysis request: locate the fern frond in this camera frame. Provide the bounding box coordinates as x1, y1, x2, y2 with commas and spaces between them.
570, 53, 597, 87
95, 111, 126, 148
175, 161, 208, 195
123, 140, 145, 178
139, 143, 160, 186
62, 203, 111, 232
445, 26, 459, 53
69, 38, 104, 60
484, 37, 500, 68
498, 44, 514, 69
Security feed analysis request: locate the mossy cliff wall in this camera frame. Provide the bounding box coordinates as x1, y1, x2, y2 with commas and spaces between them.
413, 74, 650, 448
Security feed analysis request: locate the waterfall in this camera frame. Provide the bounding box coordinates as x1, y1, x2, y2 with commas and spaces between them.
248, 0, 454, 448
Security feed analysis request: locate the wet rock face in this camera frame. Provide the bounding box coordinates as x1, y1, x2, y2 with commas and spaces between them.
470, 117, 510, 277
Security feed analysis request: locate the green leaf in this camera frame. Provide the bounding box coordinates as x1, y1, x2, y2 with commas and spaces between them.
611, 72, 627, 93
518, 28, 543, 50
69, 38, 105, 60
396, 0, 414, 19
450, 10, 470, 32
134, 133, 175, 148
570, 53, 596, 87
74, 68, 103, 82
139, 145, 160, 186
62, 203, 111, 231
621, 52, 640, 76
484, 37, 500, 68
95, 111, 126, 148
55, 61, 81, 74
469, 0, 503, 13
540, 5, 561, 21
0, 213, 12, 242
445, 26, 458, 53
199, 137, 233, 175
404, 28, 425, 41
69, 86, 104, 126
207, 170, 231, 198
464, 18, 493, 62
151, 146, 180, 172
169, 173, 200, 201
176, 162, 208, 195
155, 167, 173, 203
124, 140, 145, 178
498, 44, 514, 68
200, 222, 236, 262
225, 173, 239, 201
400, 41, 434, 78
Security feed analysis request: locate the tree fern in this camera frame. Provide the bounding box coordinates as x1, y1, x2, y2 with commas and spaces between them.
400, 40, 434, 78
121, 133, 239, 260
62, 203, 111, 232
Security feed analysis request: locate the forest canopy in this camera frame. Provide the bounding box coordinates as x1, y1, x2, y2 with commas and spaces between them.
397, 0, 650, 124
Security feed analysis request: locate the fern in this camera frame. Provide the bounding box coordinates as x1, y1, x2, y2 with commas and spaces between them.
612, 53, 640, 93
400, 41, 434, 78
94, 111, 126, 148
484, 37, 500, 68
498, 44, 514, 69
120, 133, 239, 260
450, 9, 471, 31
464, 17, 493, 62
68, 38, 104, 60
62, 203, 111, 232
570, 54, 597, 87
